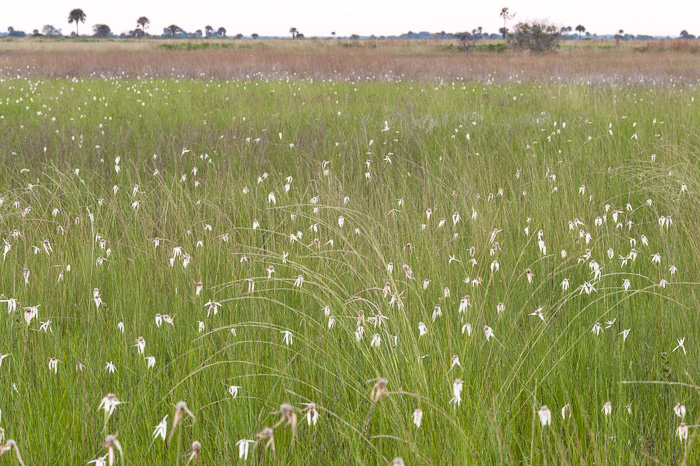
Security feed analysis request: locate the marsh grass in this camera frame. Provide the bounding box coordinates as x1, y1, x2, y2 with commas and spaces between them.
2, 39, 700, 82
0, 73, 698, 464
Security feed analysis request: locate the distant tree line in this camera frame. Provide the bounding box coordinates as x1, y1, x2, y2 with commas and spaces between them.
1, 7, 697, 41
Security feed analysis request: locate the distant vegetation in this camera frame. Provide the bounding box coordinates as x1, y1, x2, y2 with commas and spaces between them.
510, 21, 561, 52
158, 41, 265, 51
2, 6, 698, 41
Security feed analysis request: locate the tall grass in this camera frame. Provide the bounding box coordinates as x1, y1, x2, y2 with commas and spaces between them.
2, 39, 700, 82
0, 75, 698, 464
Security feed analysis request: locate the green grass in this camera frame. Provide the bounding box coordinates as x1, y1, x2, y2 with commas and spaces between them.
158, 41, 243, 51
0, 76, 699, 464
475, 43, 508, 52
438, 42, 507, 53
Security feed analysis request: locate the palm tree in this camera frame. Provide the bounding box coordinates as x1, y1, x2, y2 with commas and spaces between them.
615, 29, 624, 44
251, 33, 259, 39
575, 25, 585, 40
136, 16, 149, 39
217, 27, 226, 38
499, 7, 515, 41
68, 8, 86, 37
167, 24, 179, 38
205, 25, 213, 38
289, 27, 297, 39
331, 31, 336, 39
137, 17, 149, 33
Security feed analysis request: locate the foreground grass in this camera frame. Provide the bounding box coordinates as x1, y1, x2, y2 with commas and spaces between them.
0, 76, 698, 464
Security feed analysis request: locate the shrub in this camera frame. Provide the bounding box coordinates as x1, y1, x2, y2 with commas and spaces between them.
457, 32, 478, 52
476, 43, 507, 53
510, 21, 561, 52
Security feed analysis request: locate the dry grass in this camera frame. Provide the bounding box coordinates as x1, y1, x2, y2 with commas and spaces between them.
1, 38, 700, 82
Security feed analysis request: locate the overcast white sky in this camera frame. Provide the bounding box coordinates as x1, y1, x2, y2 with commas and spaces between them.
3, 0, 696, 37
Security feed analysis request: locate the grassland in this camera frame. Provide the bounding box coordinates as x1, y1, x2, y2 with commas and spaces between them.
2, 38, 700, 82
0, 42, 699, 465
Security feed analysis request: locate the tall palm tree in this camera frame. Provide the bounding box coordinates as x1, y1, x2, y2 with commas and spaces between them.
68, 8, 86, 37
575, 25, 585, 40
289, 27, 297, 39
499, 7, 515, 41
137, 17, 150, 34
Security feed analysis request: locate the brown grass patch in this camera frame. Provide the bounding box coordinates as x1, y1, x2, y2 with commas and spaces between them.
1, 38, 699, 82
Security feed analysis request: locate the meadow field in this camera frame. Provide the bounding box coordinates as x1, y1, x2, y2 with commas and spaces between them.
3, 38, 700, 81
0, 41, 699, 464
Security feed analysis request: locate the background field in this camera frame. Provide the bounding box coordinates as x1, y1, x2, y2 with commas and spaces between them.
2, 38, 700, 81
0, 42, 699, 464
